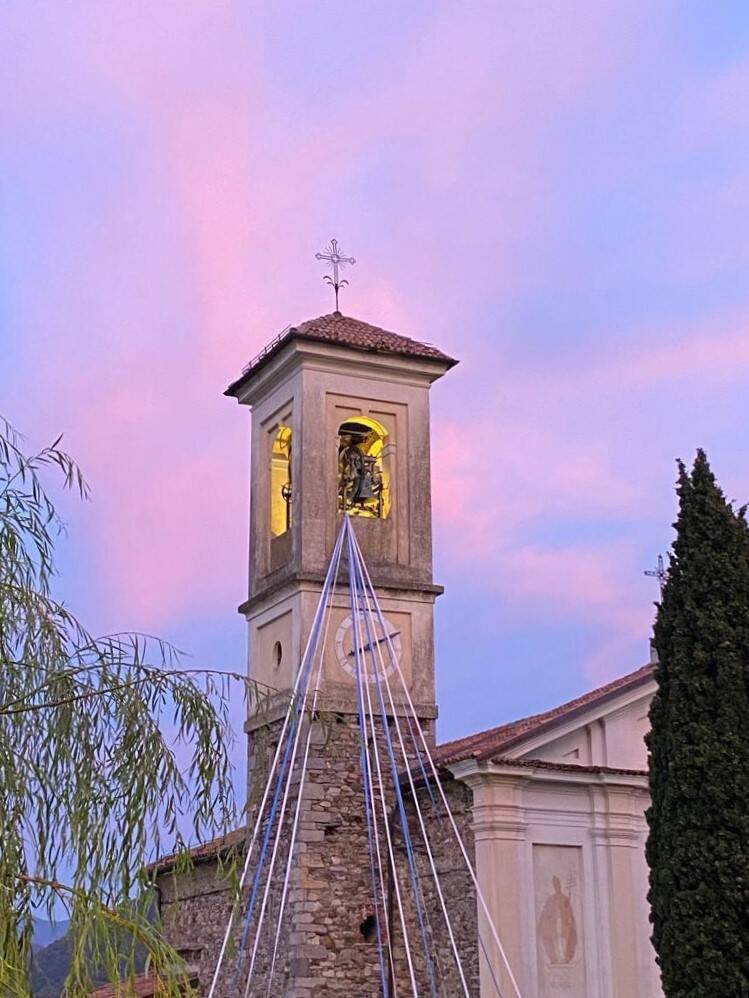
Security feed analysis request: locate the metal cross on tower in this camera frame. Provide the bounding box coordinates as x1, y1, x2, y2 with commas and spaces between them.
315, 238, 356, 313
644, 553, 667, 594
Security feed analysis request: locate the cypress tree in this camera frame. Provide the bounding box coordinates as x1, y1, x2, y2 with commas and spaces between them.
646, 450, 749, 997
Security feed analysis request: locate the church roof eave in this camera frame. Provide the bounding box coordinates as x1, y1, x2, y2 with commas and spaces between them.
146, 825, 246, 876
453, 755, 648, 780
431, 662, 655, 768
225, 312, 458, 397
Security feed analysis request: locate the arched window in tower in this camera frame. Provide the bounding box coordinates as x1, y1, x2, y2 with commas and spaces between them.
270, 424, 292, 536
337, 416, 391, 519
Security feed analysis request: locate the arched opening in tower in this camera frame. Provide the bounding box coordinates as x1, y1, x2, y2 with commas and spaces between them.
337, 415, 391, 519
270, 423, 292, 536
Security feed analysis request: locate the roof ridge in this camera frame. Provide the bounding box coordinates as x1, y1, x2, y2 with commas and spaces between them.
294, 312, 441, 345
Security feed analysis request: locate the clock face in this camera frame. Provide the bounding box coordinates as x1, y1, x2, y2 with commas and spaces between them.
334, 613, 402, 683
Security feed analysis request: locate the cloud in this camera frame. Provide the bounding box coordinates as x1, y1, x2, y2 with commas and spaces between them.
2, 3, 748, 711
3, 1, 648, 631
431, 300, 749, 683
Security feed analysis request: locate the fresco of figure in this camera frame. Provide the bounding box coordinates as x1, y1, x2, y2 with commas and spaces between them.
538, 875, 578, 965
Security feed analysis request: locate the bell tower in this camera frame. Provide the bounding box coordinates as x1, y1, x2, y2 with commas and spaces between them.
225, 312, 457, 996
226, 312, 456, 734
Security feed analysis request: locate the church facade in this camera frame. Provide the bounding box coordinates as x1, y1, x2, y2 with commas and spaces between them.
153, 313, 662, 997
435, 662, 661, 998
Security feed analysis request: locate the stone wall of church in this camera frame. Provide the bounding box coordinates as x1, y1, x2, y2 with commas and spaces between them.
400, 777, 480, 995
157, 715, 481, 996
157, 856, 240, 995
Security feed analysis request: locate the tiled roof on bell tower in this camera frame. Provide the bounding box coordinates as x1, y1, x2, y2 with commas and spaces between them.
225, 312, 457, 396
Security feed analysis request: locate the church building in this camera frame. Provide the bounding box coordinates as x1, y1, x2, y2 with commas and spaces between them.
152, 312, 662, 998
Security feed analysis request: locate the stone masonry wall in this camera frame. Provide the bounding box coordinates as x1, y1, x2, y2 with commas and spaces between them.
158, 854, 240, 994
400, 778, 480, 995
157, 713, 480, 997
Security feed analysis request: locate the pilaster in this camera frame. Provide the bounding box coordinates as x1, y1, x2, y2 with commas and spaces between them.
454, 765, 529, 998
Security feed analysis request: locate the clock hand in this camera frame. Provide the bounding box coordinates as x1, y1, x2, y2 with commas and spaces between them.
347, 631, 401, 657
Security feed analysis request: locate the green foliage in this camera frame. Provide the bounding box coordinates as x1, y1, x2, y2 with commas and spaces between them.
0, 420, 258, 996
646, 450, 749, 997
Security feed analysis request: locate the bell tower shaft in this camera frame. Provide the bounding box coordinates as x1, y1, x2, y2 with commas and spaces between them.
226, 313, 456, 732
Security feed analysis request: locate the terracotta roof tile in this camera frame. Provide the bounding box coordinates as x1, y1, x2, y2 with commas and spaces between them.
90, 971, 198, 997
226, 312, 457, 395
432, 663, 654, 767
148, 826, 246, 874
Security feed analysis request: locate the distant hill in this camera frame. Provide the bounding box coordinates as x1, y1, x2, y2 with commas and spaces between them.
30, 924, 147, 997
32, 918, 70, 950
30, 933, 73, 998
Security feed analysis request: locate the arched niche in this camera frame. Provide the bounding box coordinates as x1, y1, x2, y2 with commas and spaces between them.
337, 415, 391, 519
270, 424, 292, 537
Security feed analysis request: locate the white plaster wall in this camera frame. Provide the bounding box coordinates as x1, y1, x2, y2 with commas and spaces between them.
603, 696, 651, 771
456, 765, 662, 998
515, 685, 655, 773
524, 728, 591, 766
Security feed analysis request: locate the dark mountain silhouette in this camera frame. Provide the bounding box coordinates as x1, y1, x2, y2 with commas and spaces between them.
30, 926, 146, 997
30, 933, 73, 998
32, 918, 70, 950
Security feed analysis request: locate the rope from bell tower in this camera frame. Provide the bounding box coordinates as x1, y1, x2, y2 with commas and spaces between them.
245, 540, 344, 995
262, 547, 345, 993
208, 519, 525, 998
349, 536, 504, 997
353, 592, 398, 997
235, 532, 345, 988
206, 528, 345, 998
348, 521, 471, 997
350, 526, 523, 998
347, 522, 440, 998
348, 524, 420, 996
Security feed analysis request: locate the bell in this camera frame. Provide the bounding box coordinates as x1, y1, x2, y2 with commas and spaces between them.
354, 471, 376, 501
353, 453, 380, 502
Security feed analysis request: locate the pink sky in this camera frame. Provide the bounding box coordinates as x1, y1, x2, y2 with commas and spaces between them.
2, 1, 749, 738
